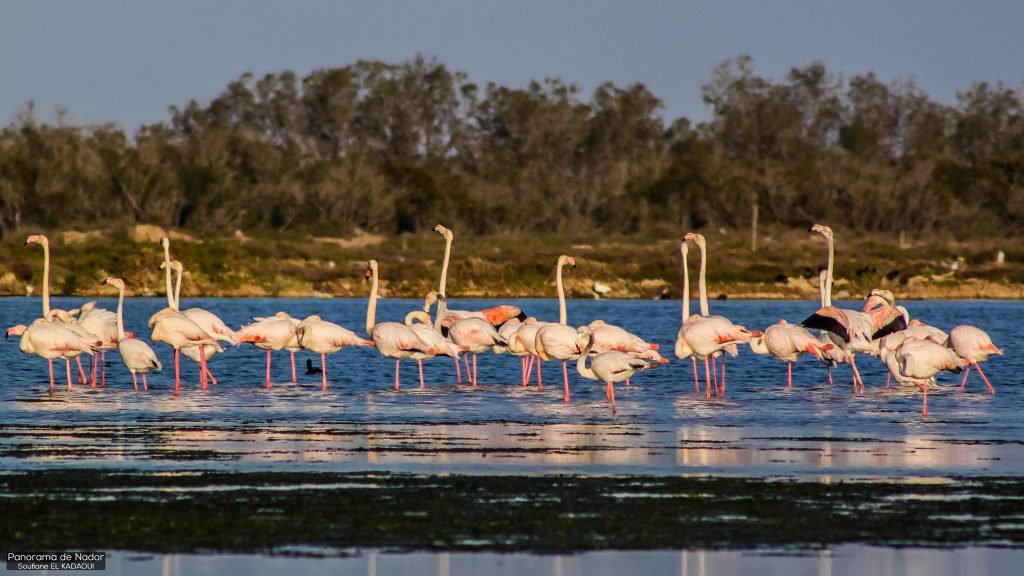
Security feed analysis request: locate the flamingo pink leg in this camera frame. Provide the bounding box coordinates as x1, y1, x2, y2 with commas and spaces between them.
266, 349, 273, 389
394, 358, 401, 391
562, 360, 570, 404
720, 356, 726, 395
48, 359, 55, 395
849, 355, 864, 393
66, 359, 73, 391
321, 353, 327, 392
787, 362, 793, 389
453, 357, 462, 383
827, 366, 833, 386
142, 373, 148, 391
76, 356, 87, 384
520, 357, 526, 386
199, 346, 208, 390
204, 366, 219, 386
101, 351, 107, 386
132, 372, 138, 391
711, 355, 718, 391
418, 360, 425, 389
608, 381, 616, 414
959, 366, 971, 392
625, 377, 630, 387
691, 358, 699, 393
290, 351, 297, 383
524, 355, 536, 386
536, 358, 543, 391
463, 355, 471, 383
704, 357, 712, 399
472, 354, 478, 387
174, 348, 181, 395
606, 380, 611, 399
886, 372, 891, 389
973, 362, 996, 395
90, 354, 97, 387
922, 380, 928, 418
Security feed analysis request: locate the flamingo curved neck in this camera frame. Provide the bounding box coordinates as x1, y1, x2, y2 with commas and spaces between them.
114, 284, 127, 341
576, 336, 596, 380
366, 270, 378, 337
697, 242, 709, 317
681, 244, 690, 322
40, 241, 51, 317
162, 243, 174, 310
556, 261, 567, 325
439, 235, 452, 297
825, 235, 834, 306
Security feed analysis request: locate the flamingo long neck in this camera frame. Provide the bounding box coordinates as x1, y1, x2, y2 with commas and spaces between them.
115, 284, 127, 341
818, 273, 827, 309
434, 296, 447, 331
439, 234, 452, 297
698, 242, 709, 317
366, 270, 378, 337
556, 261, 567, 326
681, 243, 690, 323
40, 240, 51, 317
825, 235, 834, 306
576, 335, 596, 380
173, 266, 182, 311
162, 243, 174, 309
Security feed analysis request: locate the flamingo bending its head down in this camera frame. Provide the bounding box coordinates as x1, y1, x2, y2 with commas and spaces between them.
296, 314, 373, 392
577, 325, 668, 413
949, 325, 1002, 395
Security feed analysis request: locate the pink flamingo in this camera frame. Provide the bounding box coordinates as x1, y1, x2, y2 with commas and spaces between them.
511, 318, 549, 388
365, 260, 438, 391
748, 320, 834, 389
103, 278, 161, 390
949, 325, 1002, 394
441, 294, 507, 387
535, 255, 579, 403
576, 325, 668, 413
892, 337, 968, 417
674, 241, 701, 392
8, 319, 99, 394
802, 224, 906, 392
296, 314, 373, 391
405, 307, 468, 388
238, 312, 303, 388
75, 301, 117, 387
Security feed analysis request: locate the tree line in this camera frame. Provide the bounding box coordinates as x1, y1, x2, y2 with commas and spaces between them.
1, 54, 1022, 240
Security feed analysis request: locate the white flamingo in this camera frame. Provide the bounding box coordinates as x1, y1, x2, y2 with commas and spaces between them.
103, 277, 161, 390
535, 255, 579, 403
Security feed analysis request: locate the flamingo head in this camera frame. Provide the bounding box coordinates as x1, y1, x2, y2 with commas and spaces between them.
683, 232, 706, 247
24, 234, 48, 247
48, 309, 73, 324
160, 236, 171, 250
6, 324, 27, 338
558, 255, 576, 269
810, 224, 833, 239
575, 325, 594, 349
433, 225, 453, 240
103, 277, 125, 290
364, 260, 378, 282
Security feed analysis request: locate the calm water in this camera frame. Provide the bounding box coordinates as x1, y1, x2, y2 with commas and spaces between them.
3, 297, 1023, 572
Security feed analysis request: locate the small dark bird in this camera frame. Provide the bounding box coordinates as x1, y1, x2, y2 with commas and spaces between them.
305, 359, 323, 375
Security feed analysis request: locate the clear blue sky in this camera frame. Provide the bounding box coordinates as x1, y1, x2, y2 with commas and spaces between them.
3, 0, 1023, 132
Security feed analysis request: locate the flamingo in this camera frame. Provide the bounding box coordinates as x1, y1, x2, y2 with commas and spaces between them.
365, 260, 437, 391
949, 325, 1002, 394
502, 317, 536, 386
878, 314, 948, 388
676, 235, 758, 398
814, 270, 849, 385
74, 301, 118, 387
24, 234, 90, 384
892, 337, 968, 417
535, 255, 579, 403
802, 224, 906, 392
440, 293, 507, 387
237, 311, 302, 388
162, 254, 236, 386
102, 278, 161, 390
748, 320, 834, 389
7, 319, 99, 394
674, 241, 702, 392
404, 307, 467, 388
576, 325, 668, 413
296, 314, 373, 391
511, 318, 549, 388
683, 232, 755, 394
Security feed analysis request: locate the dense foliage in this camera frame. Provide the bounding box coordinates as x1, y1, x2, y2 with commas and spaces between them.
2, 55, 1023, 239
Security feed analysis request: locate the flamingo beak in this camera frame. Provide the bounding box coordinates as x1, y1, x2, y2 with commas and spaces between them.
658, 358, 669, 364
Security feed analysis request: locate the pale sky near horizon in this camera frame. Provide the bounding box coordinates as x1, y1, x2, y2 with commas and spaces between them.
3, 1, 1023, 133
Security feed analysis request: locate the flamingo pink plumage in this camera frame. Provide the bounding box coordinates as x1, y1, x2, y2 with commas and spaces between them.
365, 260, 437, 391
949, 325, 1002, 394
296, 314, 373, 392
238, 312, 303, 388
749, 320, 834, 389
535, 255, 578, 403
103, 277, 161, 391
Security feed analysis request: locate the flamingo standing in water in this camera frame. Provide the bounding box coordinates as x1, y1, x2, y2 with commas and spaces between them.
75, 301, 117, 387
24, 234, 90, 384
102, 278, 161, 390
674, 241, 702, 392
512, 318, 549, 388
237, 312, 303, 388
892, 337, 967, 417
949, 325, 1002, 394
748, 320, 834, 389
677, 235, 758, 398
812, 270, 849, 385
7, 319, 99, 394
576, 325, 668, 413
296, 314, 373, 391
365, 260, 437, 390
440, 293, 507, 387
535, 255, 579, 403
802, 224, 906, 392
404, 305, 467, 389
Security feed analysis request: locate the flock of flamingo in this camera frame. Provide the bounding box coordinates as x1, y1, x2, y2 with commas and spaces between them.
6, 224, 1004, 417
